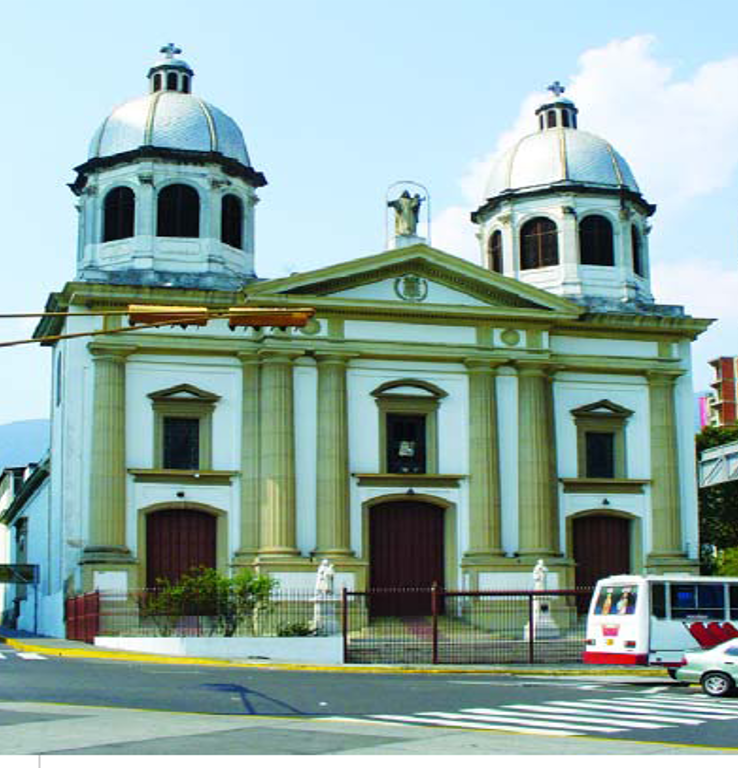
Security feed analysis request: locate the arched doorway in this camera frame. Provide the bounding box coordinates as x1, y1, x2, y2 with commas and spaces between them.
146, 509, 216, 587
573, 513, 631, 591
369, 500, 445, 616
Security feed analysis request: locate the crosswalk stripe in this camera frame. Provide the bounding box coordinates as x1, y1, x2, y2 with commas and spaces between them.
440, 709, 621, 733
466, 705, 669, 730
646, 695, 738, 710
602, 698, 738, 718
0, 653, 5, 660
16, 652, 46, 660
539, 701, 705, 724
371, 714, 579, 737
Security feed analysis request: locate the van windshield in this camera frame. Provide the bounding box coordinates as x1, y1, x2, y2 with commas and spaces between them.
594, 585, 638, 616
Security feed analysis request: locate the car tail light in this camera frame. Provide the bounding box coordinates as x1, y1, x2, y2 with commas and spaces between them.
586, 639, 595, 646
625, 641, 636, 648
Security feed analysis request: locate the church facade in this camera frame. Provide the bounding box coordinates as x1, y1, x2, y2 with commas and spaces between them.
1, 49, 710, 636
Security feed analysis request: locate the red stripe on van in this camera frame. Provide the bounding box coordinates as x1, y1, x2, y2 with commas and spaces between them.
583, 651, 648, 665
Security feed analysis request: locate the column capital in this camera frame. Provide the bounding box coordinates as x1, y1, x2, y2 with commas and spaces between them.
314, 351, 360, 366
256, 349, 304, 365
463, 357, 510, 372
646, 369, 682, 384
88, 342, 138, 360
515, 360, 564, 378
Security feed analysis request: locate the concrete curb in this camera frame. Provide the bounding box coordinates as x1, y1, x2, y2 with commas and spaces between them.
0, 634, 669, 676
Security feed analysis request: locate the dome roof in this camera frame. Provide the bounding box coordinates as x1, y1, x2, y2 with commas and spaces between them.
485, 128, 639, 199
483, 85, 640, 201
87, 45, 250, 167
88, 92, 251, 165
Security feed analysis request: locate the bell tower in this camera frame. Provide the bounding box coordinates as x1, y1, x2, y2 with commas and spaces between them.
70, 44, 267, 290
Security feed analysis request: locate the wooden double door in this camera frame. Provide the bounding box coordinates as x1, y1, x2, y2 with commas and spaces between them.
146, 509, 216, 588
369, 501, 445, 616
573, 514, 631, 610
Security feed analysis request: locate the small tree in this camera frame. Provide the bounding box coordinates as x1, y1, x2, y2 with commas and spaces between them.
139, 567, 276, 637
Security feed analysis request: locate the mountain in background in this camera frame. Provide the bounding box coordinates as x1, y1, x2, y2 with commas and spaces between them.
0, 419, 50, 469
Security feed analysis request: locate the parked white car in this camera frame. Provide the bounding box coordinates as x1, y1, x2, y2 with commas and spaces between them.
675, 639, 738, 697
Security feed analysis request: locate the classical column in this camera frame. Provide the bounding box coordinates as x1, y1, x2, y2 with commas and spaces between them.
463, 359, 504, 560
234, 354, 260, 563
82, 343, 136, 565
647, 371, 686, 565
314, 353, 355, 558
258, 352, 299, 557
517, 363, 560, 558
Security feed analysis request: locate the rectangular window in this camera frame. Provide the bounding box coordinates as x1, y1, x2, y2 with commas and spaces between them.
387, 413, 426, 474
651, 582, 666, 618
731, 586, 738, 620
585, 431, 615, 478
163, 417, 200, 470
594, 584, 638, 616
670, 583, 725, 619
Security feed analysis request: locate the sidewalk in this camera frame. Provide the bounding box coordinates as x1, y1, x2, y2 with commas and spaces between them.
0, 627, 669, 678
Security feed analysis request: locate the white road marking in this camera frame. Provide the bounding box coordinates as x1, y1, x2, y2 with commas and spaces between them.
16, 652, 47, 660
540, 700, 705, 724
465, 706, 669, 730
370, 713, 578, 737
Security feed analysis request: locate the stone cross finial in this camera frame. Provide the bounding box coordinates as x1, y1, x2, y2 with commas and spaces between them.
547, 80, 565, 98
160, 43, 182, 59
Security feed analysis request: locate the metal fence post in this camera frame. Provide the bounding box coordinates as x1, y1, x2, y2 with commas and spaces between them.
431, 582, 439, 665
527, 592, 535, 664
342, 587, 348, 663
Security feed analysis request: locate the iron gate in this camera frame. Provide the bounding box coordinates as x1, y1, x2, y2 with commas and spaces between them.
342, 586, 594, 664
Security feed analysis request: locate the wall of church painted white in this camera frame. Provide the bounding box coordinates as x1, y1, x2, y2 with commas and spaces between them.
334, 278, 491, 306
294, 359, 318, 555
77, 160, 257, 283
476, 192, 653, 303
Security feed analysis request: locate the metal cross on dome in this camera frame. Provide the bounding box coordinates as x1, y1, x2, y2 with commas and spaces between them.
160, 43, 182, 59
547, 80, 566, 98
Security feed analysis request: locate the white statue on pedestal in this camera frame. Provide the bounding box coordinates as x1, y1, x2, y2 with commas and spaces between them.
311, 559, 339, 636
524, 559, 560, 640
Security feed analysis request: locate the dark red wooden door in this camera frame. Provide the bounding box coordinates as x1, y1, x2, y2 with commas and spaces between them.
146, 509, 216, 587
573, 515, 630, 609
369, 501, 445, 616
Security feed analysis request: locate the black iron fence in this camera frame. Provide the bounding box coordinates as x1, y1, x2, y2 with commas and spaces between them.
67, 589, 335, 639
342, 586, 594, 664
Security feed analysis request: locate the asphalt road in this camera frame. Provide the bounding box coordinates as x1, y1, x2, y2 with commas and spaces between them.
2, 644, 738, 755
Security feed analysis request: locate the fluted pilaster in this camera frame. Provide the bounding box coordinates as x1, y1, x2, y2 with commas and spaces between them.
464, 359, 504, 559
82, 343, 136, 564
258, 352, 299, 556
314, 353, 355, 557
234, 354, 260, 562
647, 371, 685, 562
517, 364, 559, 558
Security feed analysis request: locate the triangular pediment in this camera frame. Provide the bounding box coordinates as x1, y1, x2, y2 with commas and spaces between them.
249, 243, 583, 317
147, 384, 220, 403
571, 399, 634, 419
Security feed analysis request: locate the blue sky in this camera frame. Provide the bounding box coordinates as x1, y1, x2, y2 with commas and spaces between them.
1, 1, 736, 423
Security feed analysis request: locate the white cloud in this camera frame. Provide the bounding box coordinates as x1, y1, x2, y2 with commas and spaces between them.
434, 34, 738, 235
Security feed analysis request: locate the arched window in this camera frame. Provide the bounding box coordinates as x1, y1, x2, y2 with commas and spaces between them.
488, 230, 503, 273
631, 225, 644, 276
562, 110, 570, 128
167, 72, 178, 91
157, 184, 200, 238
520, 217, 559, 269
103, 186, 135, 242
182, 75, 191, 94
221, 194, 243, 249
579, 215, 614, 266
547, 111, 557, 128
153, 73, 162, 92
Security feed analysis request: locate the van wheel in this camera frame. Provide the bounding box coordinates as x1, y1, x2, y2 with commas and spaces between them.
701, 671, 735, 697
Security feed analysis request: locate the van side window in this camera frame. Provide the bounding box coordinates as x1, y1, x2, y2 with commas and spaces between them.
670, 583, 725, 619
730, 586, 738, 620
651, 582, 666, 618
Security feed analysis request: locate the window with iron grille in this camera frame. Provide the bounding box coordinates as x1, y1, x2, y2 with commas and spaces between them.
520, 217, 558, 269
163, 417, 200, 470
